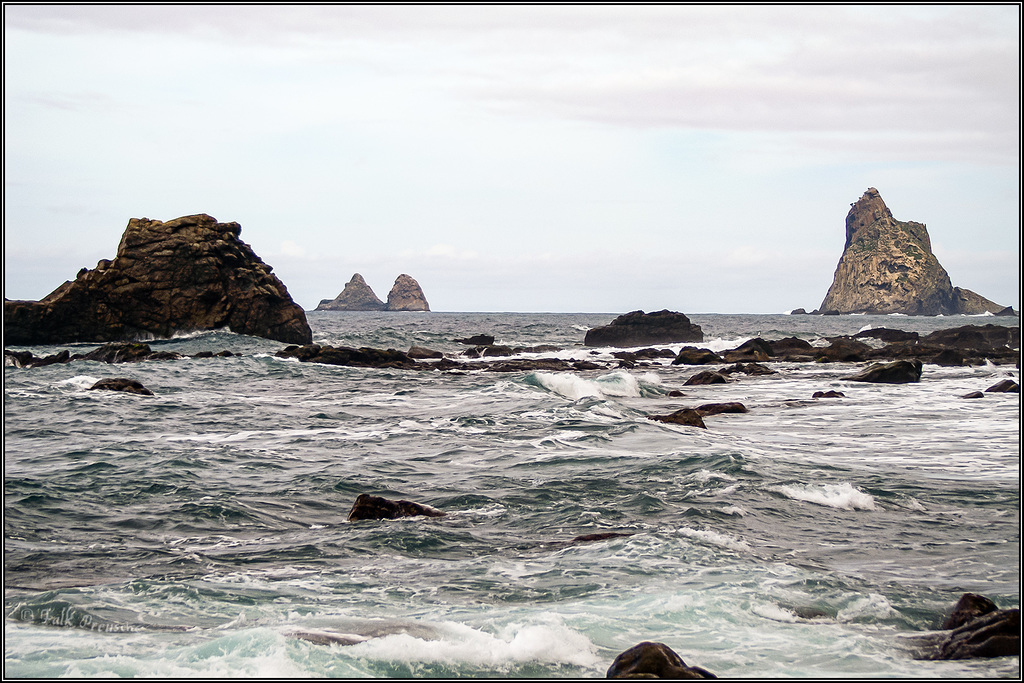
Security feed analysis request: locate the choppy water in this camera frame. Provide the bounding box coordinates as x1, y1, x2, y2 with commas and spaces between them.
4, 312, 1020, 678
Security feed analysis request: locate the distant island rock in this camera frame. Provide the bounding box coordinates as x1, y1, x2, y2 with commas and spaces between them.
316, 273, 430, 312
386, 274, 430, 311
584, 310, 704, 347
816, 188, 1010, 316
4, 214, 312, 346
316, 273, 386, 311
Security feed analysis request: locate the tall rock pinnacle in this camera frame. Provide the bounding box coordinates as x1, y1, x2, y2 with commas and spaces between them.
817, 188, 1007, 315
316, 273, 386, 311
386, 274, 430, 311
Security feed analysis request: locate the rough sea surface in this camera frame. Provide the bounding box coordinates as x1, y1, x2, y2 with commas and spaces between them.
4, 312, 1020, 678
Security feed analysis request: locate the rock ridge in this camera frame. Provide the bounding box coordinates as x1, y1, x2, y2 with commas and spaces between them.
817, 188, 1008, 316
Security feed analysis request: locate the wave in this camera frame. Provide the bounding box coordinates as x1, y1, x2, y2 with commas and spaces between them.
524, 370, 661, 401
677, 527, 752, 552
771, 482, 877, 511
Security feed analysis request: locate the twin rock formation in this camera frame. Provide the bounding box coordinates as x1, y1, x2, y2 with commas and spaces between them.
316, 273, 429, 312
816, 188, 1010, 316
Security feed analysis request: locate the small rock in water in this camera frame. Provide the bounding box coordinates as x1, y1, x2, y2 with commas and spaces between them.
647, 409, 707, 429
347, 493, 445, 522
606, 641, 716, 679
847, 359, 922, 384
813, 390, 846, 398
88, 378, 154, 396
985, 379, 1019, 393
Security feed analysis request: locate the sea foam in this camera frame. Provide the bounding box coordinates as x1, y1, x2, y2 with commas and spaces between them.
771, 483, 877, 511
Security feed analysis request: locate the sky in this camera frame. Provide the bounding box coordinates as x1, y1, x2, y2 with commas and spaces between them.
4, 5, 1020, 313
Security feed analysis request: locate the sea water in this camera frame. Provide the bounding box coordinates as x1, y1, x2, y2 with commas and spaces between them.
3, 313, 1020, 678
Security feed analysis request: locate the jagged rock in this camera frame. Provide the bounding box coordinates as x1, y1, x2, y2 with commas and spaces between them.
647, 409, 707, 428
386, 274, 430, 311
316, 273, 386, 311
584, 310, 703, 347
790, 308, 808, 314
456, 334, 494, 346
847, 359, 923, 383
347, 493, 444, 521
943, 593, 1000, 630
817, 188, 1006, 315
723, 338, 773, 362
985, 379, 1020, 393
277, 344, 418, 369
4, 214, 312, 345
606, 641, 716, 679
922, 324, 1020, 350
932, 609, 1020, 660
719, 362, 775, 376
88, 378, 154, 396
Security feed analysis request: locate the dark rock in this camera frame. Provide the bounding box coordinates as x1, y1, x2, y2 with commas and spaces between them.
943, 593, 999, 630
853, 327, 920, 343
407, 346, 444, 359
456, 334, 495, 346
316, 273, 386, 311
684, 371, 727, 386
817, 188, 1006, 315
80, 342, 157, 364
932, 608, 1020, 660
723, 337, 773, 362
571, 532, 633, 544
277, 344, 418, 369
606, 641, 716, 679
816, 338, 872, 362
386, 274, 430, 311
769, 337, 815, 357
584, 310, 703, 348
985, 379, 1019, 393
847, 359, 923, 384
666, 390, 686, 397
995, 306, 1018, 316
922, 324, 1019, 351
790, 308, 808, 314
347, 493, 445, 522
961, 391, 985, 399
4, 214, 311, 345
694, 402, 747, 416
88, 378, 154, 396
4, 350, 36, 368
813, 390, 846, 398
647, 409, 707, 429
719, 362, 775, 376
930, 349, 965, 366
672, 347, 724, 365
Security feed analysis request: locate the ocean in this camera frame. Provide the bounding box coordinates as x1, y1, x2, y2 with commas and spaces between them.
3, 312, 1020, 678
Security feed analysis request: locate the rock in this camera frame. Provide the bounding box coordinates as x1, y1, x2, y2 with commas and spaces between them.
584, 310, 703, 348
80, 342, 159, 364
606, 642, 716, 679
570, 532, 634, 544
790, 308, 808, 315
769, 337, 816, 359
995, 306, 1018, 316
386, 274, 430, 311
647, 409, 707, 428
347, 493, 445, 521
672, 347, 724, 365
817, 188, 1006, 315
407, 346, 444, 359
930, 349, 965, 367
684, 370, 727, 386
853, 328, 920, 343
277, 344, 418, 369
722, 338, 773, 363
942, 593, 999, 630
456, 334, 495, 346
4, 214, 312, 345
316, 273, 387, 311
719, 362, 775, 376
922, 324, 1020, 350
961, 391, 985, 399
816, 338, 872, 362
985, 379, 1020, 393
813, 390, 846, 398
88, 378, 154, 396
694, 402, 747, 416
847, 359, 923, 384
932, 608, 1020, 660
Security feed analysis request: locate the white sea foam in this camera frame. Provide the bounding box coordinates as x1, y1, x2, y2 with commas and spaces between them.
772, 483, 878, 511
62, 375, 102, 390
527, 370, 647, 401
677, 527, 752, 552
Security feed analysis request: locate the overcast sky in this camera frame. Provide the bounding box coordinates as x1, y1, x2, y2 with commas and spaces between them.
4, 5, 1020, 313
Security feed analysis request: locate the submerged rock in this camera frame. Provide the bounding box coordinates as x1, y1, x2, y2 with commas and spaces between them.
584, 310, 703, 347
347, 494, 445, 522
88, 378, 154, 396
606, 641, 716, 679
813, 390, 846, 398
4, 214, 312, 345
647, 409, 707, 429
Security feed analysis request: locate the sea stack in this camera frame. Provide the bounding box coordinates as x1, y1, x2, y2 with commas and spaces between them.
386, 274, 430, 311
316, 273, 386, 311
584, 310, 703, 347
3, 214, 312, 346
816, 188, 1008, 315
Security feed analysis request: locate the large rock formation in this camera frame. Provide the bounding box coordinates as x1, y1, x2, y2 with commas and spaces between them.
386, 274, 430, 311
316, 273, 386, 311
584, 310, 704, 347
4, 214, 312, 345
817, 188, 1008, 315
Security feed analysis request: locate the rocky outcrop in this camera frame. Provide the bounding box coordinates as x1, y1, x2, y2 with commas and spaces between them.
4, 214, 312, 345
584, 310, 703, 347
386, 274, 430, 311
606, 642, 716, 679
88, 378, 154, 396
316, 273, 386, 311
817, 188, 1007, 315
847, 359, 923, 384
